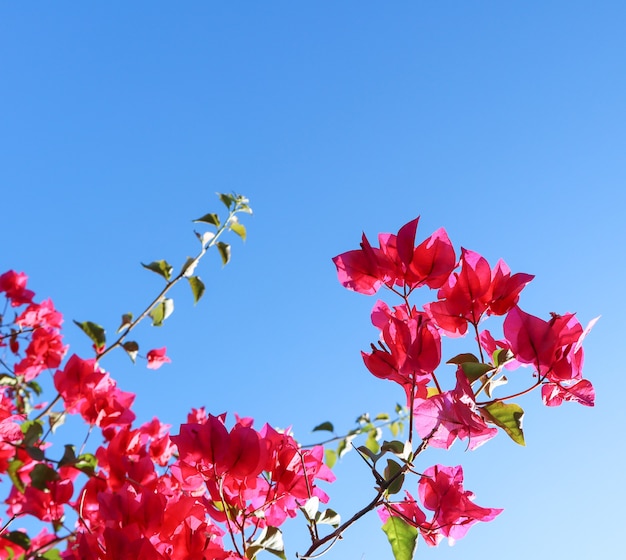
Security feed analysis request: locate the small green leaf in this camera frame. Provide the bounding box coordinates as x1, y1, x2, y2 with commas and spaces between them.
26, 446, 45, 461
3, 531, 30, 551
356, 445, 378, 464
365, 428, 381, 454
73, 320, 106, 351
483, 401, 525, 446
219, 193, 235, 209
493, 348, 515, 368
217, 241, 231, 265
22, 420, 43, 446
316, 508, 341, 528
384, 459, 405, 495
194, 213, 221, 227
187, 276, 205, 304
58, 445, 77, 468
122, 341, 139, 363
324, 449, 337, 468
141, 260, 173, 281
382, 516, 418, 560
461, 361, 494, 382
41, 549, 62, 560
312, 421, 334, 433
194, 230, 216, 246
75, 452, 98, 475
375, 412, 390, 421
149, 298, 174, 327
30, 463, 60, 490
47, 411, 65, 433
8, 459, 25, 493
180, 256, 199, 277
230, 221, 247, 241
246, 526, 286, 560
117, 313, 133, 333
381, 440, 405, 455
447, 352, 479, 365
300, 496, 320, 521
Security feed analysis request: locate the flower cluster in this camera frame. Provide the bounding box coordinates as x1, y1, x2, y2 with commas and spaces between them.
333, 217, 596, 547
0, 272, 333, 560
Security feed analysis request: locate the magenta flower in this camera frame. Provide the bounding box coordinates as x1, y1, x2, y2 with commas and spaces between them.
146, 347, 172, 370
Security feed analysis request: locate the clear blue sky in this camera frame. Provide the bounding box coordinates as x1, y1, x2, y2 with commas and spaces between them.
1, 2, 624, 558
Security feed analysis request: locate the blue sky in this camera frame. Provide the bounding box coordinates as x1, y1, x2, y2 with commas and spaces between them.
1, 2, 625, 558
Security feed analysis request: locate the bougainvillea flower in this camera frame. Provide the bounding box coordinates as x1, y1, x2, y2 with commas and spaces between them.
362, 301, 440, 402
426, 249, 533, 336
503, 307, 597, 406
417, 464, 502, 545
146, 347, 171, 369
380, 464, 502, 547
413, 369, 497, 450
333, 218, 456, 294
0, 270, 35, 307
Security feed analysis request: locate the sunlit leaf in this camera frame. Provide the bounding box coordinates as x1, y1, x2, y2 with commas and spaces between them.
300, 496, 320, 521
149, 298, 174, 326
187, 276, 205, 304
382, 516, 418, 560
246, 526, 286, 560
117, 313, 133, 333
122, 341, 139, 363
141, 260, 173, 281
384, 459, 405, 495
312, 421, 334, 433
73, 320, 106, 351
194, 213, 220, 227
180, 256, 199, 277
324, 449, 337, 468
365, 428, 381, 454
461, 362, 494, 382
230, 221, 247, 241
316, 508, 341, 528
447, 352, 479, 365
217, 241, 231, 265
30, 463, 59, 490
482, 401, 525, 446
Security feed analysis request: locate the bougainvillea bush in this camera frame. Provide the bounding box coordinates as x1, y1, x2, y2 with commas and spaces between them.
0, 194, 595, 559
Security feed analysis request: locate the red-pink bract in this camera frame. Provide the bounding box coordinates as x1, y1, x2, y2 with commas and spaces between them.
146, 347, 171, 370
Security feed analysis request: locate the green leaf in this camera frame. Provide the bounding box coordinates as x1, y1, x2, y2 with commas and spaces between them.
194, 213, 220, 227
27, 380, 42, 396
447, 352, 480, 365
8, 459, 25, 493
180, 256, 199, 277
493, 348, 515, 368
47, 411, 65, 433
41, 549, 62, 560
149, 298, 174, 326
3, 531, 30, 551
316, 508, 341, 528
300, 496, 320, 521
482, 401, 525, 446
194, 230, 216, 246
230, 221, 247, 241
22, 420, 43, 446
26, 446, 45, 461
219, 193, 235, 209
58, 445, 77, 468
246, 527, 286, 560
122, 341, 139, 363
141, 260, 173, 281
382, 516, 418, 560
30, 463, 60, 490
381, 440, 405, 455
217, 241, 231, 265
365, 428, 381, 454
75, 452, 98, 475
461, 361, 494, 382
375, 412, 390, 421
324, 448, 337, 468
117, 313, 133, 333
384, 459, 405, 495
73, 320, 106, 351
187, 276, 205, 304
312, 421, 334, 433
